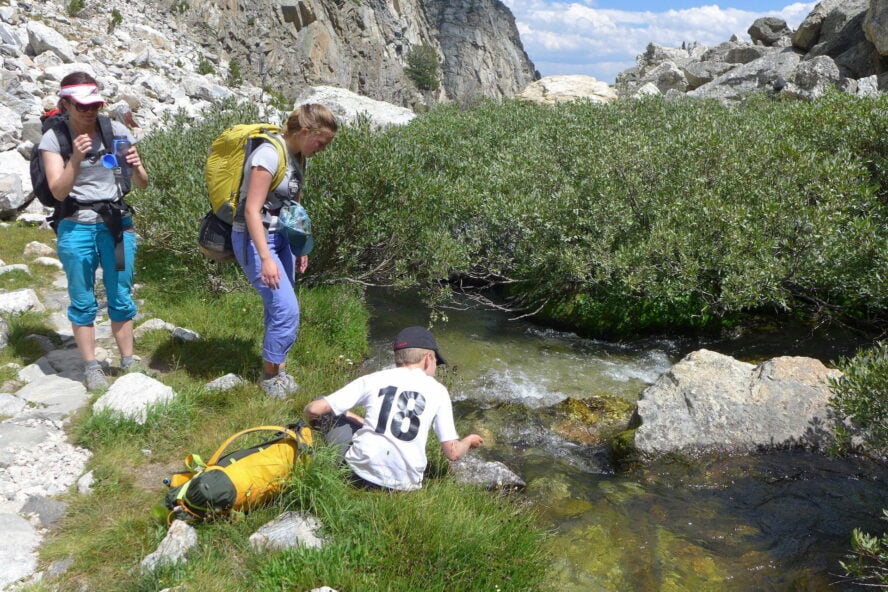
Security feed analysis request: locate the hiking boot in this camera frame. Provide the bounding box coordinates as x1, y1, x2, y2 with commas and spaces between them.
277, 371, 300, 395
84, 365, 108, 392
261, 374, 291, 400
121, 359, 147, 374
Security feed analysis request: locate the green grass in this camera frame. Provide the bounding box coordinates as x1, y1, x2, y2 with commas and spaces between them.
5, 225, 548, 591
0, 224, 59, 293
0, 225, 60, 368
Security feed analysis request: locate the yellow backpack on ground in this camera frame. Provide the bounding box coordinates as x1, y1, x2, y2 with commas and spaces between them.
164, 423, 313, 520
198, 123, 288, 262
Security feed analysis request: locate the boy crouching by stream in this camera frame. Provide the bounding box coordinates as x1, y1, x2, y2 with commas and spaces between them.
303, 326, 484, 491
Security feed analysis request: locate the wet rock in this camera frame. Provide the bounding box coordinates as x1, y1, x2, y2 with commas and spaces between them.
450, 454, 525, 491
550, 396, 636, 446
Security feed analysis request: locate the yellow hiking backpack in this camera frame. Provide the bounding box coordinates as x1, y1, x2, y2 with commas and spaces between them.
164, 423, 313, 519
198, 123, 288, 262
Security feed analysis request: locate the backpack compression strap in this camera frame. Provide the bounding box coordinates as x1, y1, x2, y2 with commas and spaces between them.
206, 425, 307, 465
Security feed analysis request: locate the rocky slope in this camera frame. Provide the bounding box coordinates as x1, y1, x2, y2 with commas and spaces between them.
154, 0, 538, 107
615, 0, 888, 102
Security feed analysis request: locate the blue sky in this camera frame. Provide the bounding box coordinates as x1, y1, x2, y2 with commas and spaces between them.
502, 1, 817, 83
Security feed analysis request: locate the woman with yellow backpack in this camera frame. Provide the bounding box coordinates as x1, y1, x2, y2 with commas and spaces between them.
231, 104, 337, 399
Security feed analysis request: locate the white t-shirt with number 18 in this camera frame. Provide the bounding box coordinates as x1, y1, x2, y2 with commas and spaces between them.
323, 366, 460, 491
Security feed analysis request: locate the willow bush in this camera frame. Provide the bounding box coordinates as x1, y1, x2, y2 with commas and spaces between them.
134, 92, 888, 336
309, 92, 888, 334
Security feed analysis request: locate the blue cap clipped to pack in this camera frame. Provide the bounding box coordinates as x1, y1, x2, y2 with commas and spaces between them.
279, 202, 314, 256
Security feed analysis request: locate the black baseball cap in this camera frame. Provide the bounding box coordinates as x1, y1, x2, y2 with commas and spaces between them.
393, 326, 447, 365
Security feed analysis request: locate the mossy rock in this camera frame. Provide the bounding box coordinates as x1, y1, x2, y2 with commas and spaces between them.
550, 395, 636, 445
609, 428, 641, 469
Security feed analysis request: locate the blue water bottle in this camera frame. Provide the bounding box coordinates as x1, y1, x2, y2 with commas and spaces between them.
113, 137, 132, 179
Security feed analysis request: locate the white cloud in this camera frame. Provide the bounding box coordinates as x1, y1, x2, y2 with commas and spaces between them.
504, 2, 817, 82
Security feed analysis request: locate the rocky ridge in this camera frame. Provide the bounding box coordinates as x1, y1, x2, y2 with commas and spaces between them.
615, 0, 888, 102
125, 0, 537, 107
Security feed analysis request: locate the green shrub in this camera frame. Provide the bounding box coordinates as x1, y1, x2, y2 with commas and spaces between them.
840, 510, 888, 588
108, 8, 122, 32
262, 86, 290, 111
128, 100, 263, 278
197, 58, 215, 76
66, 0, 84, 16
829, 342, 888, 453
306, 92, 888, 334
405, 44, 440, 91
133, 94, 888, 337
227, 59, 243, 86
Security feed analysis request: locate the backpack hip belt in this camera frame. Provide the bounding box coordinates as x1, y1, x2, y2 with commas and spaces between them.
61, 198, 133, 271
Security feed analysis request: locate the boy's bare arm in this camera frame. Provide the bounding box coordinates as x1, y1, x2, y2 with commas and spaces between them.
440, 434, 484, 461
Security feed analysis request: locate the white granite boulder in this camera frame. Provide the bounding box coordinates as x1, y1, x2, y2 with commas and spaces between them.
93, 373, 176, 424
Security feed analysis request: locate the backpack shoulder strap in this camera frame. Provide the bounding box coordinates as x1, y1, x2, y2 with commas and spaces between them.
96, 114, 115, 153
47, 119, 73, 160
254, 130, 289, 191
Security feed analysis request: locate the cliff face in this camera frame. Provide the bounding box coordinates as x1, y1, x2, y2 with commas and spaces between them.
422, 0, 540, 104
170, 0, 538, 106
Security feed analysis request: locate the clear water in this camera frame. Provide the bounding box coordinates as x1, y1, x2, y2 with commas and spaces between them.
363, 289, 888, 591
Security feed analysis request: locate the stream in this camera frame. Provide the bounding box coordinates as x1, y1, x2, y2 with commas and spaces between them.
361, 289, 888, 591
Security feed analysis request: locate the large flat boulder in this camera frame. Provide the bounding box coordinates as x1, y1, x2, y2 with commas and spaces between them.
517, 75, 618, 105
633, 349, 841, 456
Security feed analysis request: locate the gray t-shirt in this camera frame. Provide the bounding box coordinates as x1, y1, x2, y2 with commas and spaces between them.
232, 140, 304, 233
38, 119, 135, 224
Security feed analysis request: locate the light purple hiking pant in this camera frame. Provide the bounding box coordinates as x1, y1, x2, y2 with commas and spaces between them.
231, 229, 300, 364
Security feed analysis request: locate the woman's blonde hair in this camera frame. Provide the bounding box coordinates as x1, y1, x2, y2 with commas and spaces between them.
285, 103, 338, 136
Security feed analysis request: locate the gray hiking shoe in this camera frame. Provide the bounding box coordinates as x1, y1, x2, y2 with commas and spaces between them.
84, 365, 108, 392
277, 371, 300, 395
121, 359, 147, 374
261, 374, 291, 400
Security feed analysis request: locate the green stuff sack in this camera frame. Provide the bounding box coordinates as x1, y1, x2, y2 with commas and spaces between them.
165, 423, 313, 519
198, 123, 288, 262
